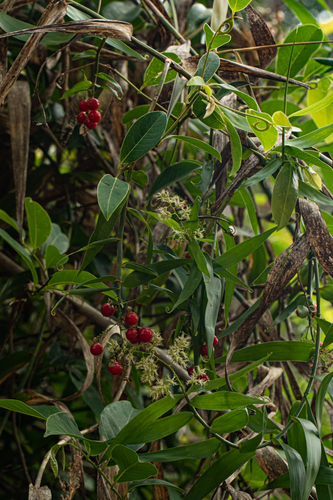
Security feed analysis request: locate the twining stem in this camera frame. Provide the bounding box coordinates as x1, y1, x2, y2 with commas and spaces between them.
93, 37, 107, 95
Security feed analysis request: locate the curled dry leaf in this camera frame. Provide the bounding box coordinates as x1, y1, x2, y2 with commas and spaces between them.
245, 5, 277, 69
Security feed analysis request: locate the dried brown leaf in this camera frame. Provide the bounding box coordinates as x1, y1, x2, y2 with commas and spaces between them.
245, 5, 277, 69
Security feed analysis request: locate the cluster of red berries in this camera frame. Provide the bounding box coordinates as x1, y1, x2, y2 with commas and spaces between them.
89, 305, 154, 375
77, 98, 101, 130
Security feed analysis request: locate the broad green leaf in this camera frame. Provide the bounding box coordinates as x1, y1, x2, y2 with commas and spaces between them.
112, 445, 157, 483
184, 449, 254, 500
283, 0, 318, 25
129, 479, 184, 493
215, 341, 314, 364
97, 174, 130, 221
211, 409, 248, 433
271, 162, 298, 231
315, 372, 333, 437
131, 412, 193, 444
191, 392, 264, 411
81, 439, 109, 456
149, 161, 201, 198
188, 239, 209, 277
277, 25, 323, 78
171, 263, 203, 311
306, 77, 333, 142
193, 96, 226, 130
61, 81, 92, 99
47, 270, 116, 298
214, 227, 276, 269
203, 23, 231, 50
0, 399, 50, 420
290, 84, 333, 119
273, 146, 329, 171
246, 110, 278, 152
286, 123, 333, 149
224, 114, 242, 175
95, 72, 123, 98
196, 51, 220, 82
120, 112, 167, 164
239, 432, 263, 453
45, 245, 68, 269
25, 197, 52, 250
0, 229, 38, 285
100, 401, 141, 440
142, 52, 181, 88
0, 209, 19, 233
103, 1, 142, 22
139, 438, 221, 462
214, 83, 259, 111
279, 441, 306, 500
44, 412, 83, 439
43, 223, 69, 254
272, 111, 292, 128
242, 158, 282, 188
132, 170, 148, 187
303, 167, 322, 190
298, 180, 333, 209
228, 0, 252, 12
122, 105, 150, 124
165, 135, 221, 161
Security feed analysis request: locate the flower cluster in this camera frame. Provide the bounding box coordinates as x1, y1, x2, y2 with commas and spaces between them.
169, 333, 191, 368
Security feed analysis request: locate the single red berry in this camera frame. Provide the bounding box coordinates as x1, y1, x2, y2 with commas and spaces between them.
90, 343, 103, 356
197, 374, 209, 382
78, 100, 89, 112
200, 344, 208, 357
213, 335, 218, 347
126, 328, 139, 344
101, 303, 115, 317
138, 327, 154, 343
188, 366, 194, 376
77, 111, 87, 124
85, 119, 97, 130
296, 309, 300, 317
88, 110, 101, 123
87, 98, 100, 110
125, 312, 139, 326
108, 361, 123, 375
185, 252, 191, 259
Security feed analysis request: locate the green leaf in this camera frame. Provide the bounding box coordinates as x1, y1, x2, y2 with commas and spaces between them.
279, 442, 306, 500
271, 162, 298, 231
127, 208, 153, 264
277, 25, 323, 78
106, 38, 146, 60
224, 114, 242, 175
298, 180, 333, 209
122, 259, 189, 288
214, 297, 261, 341
50, 445, 60, 477
290, 89, 333, 118
61, 80, 92, 99
81, 439, 109, 456
241, 159, 282, 188
120, 112, 167, 164
44, 412, 83, 439
25, 197, 52, 250
188, 239, 209, 277
129, 479, 184, 493
131, 412, 193, 444
142, 52, 181, 88
246, 110, 278, 152
286, 123, 333, 149
0, 229, 38, 285
184, 449, 254, 500
47, 270, 117, 299
191, 392, 264, 411
132, 170, 149, 187
214, 83, 259, 111
215, 341, 314, 364
214, 227, 276, 269
95, 73, 123, 98
239, 432, 263, 453
203, 255, 222, 355
272, 111, 292, 128
171, 263, 203, 311
320, 285, 333, 302
283, 0, 318, 25
166, 136, 221, 161
203, 23, 231, 50
45, 245, 68, 269
139, 438, 221, 462
239, 189, 259, 235
122, 105, 150, 124
273, 146, 329, 171
196, 51, 220, 82
228, 0, 252, 12
100, 401, 141, 440
112, 445, 157, 483
315, 372, 333, 437
211, 409, 248, 433
0, 398, 51, 420
149, 161, 201, 198
0, 209, 20, 233
193, 96, 226, 130
315, 318, 333, 349
43, 223, 69, 254
270, 296, 302, 328
97, 174, 130, 221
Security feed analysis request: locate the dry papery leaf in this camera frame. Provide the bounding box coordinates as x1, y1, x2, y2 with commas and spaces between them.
245, 5, 277, 69
0, 19, 133, 40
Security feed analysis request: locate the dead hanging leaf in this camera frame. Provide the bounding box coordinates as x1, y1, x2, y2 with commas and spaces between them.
299, 198, 333, 278
28, 484, 52, 500
8, 80, 31, 237
226, 485, 252, 500
245, 5, 277, 69
0, 0, 68, 105
0, 19, 133, 41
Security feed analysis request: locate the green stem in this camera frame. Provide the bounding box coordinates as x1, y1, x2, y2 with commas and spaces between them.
93, 37, 107, 96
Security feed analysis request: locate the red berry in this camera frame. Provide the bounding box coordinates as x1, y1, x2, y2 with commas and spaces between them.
138, 327, 154, 343
86, 119, 97, 130
188, 366, 194, 376
78, 100, 89, 112
197, 374, 209, 382
185, 252, 191, 259
90, 343, 103, 356
126, 328, 139, 344
108, 361, 123, 375
87, 98, 100, 110
77, 111, 87, 124
200, 344, 208, 357
125, 312, 139, 326
213, 335, 218, 347
101, 303, 115, 317
88, 110, 101, 123
296, 309, 300, 317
